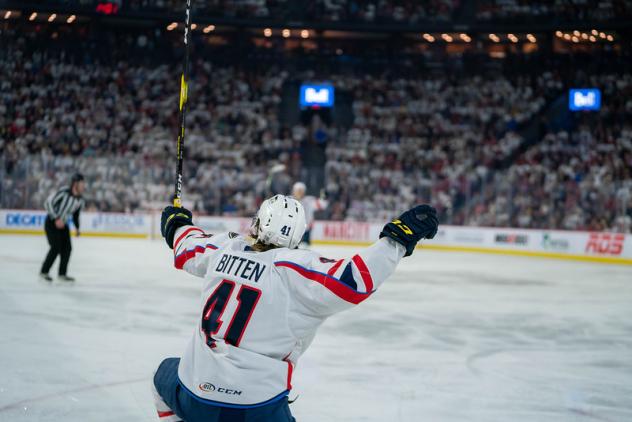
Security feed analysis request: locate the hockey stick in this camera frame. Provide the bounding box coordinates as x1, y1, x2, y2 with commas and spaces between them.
265, 164, 286, 197
173, 0, 192, 208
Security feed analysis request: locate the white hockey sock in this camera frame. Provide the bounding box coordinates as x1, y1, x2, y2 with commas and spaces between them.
152, 383, 183, 422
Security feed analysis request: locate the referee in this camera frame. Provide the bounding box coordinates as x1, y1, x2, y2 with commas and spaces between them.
39, 173, 86, 282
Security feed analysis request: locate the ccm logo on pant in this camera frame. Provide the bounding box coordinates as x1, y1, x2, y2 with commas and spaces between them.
199, 383, 242, 396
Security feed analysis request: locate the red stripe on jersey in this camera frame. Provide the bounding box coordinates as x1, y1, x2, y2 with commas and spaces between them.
351, 255, 374, 292
285, 358, 294, 390
274, 261, 372, 305
174, 243, 218, 269
157, 410, 175, 418
327, 259, 344, 276
174, 227, 204, 249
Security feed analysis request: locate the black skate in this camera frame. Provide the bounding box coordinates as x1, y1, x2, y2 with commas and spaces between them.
39, 273, 53, 282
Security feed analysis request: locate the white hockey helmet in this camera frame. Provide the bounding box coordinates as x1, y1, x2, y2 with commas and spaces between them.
292, 182, 306, 194
252, 195, 306, 249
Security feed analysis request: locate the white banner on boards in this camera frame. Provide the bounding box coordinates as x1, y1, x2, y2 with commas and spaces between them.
0, 209, 151, 237
1, 209, 629, 262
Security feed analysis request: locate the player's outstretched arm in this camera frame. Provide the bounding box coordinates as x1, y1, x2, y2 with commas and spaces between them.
280, 205, 439, 316
161, 205, 218, 277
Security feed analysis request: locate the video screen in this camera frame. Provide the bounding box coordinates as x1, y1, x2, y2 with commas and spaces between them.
569, 88, 601, 111
299, 83, 335, 108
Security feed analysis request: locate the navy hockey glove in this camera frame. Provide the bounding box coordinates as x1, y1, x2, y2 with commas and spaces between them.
161, 206, 193, 249
380, 205, 439, 257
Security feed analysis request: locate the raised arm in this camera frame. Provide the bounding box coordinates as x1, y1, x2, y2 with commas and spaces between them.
173, 226, 224, 277
161, 206, 221, 278
280, 205, 439, 316
276, 237, 404, 315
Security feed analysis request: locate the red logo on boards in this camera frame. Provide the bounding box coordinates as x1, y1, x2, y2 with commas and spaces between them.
322, 222, 370, 241
585, 233, 624, 256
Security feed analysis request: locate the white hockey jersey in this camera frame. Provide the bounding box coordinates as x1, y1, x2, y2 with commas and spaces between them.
172, 225, 405, 407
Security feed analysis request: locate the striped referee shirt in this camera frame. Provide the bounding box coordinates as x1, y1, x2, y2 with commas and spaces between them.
44, 187, 84, 225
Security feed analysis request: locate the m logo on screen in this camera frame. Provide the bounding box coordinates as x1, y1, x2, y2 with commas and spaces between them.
305, 87, 330, 103
574, 91, 597, 107
585, 233, 624, 256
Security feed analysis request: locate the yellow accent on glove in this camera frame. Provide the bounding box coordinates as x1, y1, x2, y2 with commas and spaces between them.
392, 219, 413, 235
166, 212, 189, 225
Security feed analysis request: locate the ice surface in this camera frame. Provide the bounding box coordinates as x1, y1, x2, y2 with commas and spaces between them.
1, 235, 631, 422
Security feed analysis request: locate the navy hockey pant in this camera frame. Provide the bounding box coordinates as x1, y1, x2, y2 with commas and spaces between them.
153, 358, 295, 422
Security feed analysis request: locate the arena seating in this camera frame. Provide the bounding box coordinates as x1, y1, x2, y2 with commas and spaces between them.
477, 0, 632, 22
1, 27, 630, 232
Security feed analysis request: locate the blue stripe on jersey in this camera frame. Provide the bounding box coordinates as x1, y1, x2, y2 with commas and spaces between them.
175, 243, 219, 259
178, 379, 289, 409
339, 263, 358, 290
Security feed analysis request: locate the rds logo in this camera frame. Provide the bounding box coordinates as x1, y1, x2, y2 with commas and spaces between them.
585, 233, 624, 256
199, 382, 242, 396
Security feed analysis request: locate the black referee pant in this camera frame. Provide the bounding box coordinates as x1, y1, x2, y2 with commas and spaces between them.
41, 217, 72, 276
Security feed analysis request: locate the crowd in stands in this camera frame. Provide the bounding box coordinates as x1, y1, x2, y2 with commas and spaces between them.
477, 0, 632, 22
0, 28, 296, 216
9, 0, 630, 25
126, 0, 628, 24
463, 73, 632, 232
307, 0, 458, 23
323, 73, 555, 222
125, 0, 458, 23
126, 0, 291, 20
1, 26, 631, 232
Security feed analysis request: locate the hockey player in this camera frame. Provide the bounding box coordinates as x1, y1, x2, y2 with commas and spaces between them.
153, 195, 438, 422
291, 182, 327, 246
